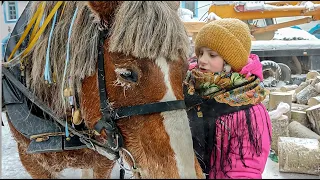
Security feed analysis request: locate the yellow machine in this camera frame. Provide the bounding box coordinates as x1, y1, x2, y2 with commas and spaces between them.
184, 1, 320, 40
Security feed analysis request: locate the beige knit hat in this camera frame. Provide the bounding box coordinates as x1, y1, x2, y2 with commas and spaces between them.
195, 18, 252, 72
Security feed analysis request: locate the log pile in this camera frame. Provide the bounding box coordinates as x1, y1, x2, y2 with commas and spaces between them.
265, 70, 320, 176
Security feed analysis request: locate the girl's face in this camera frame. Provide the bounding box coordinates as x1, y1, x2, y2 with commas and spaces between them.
197, 47, 224, 73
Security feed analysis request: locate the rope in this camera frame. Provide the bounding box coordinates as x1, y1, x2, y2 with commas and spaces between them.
61, 6, 78, 138
3, 1, 63, 67
44, 10, 58, 84
61, 6, 78, 106
29, 2, 45, 43
22, 1, 64, 58
61, 5, 78, 99
6, 2, 43, 62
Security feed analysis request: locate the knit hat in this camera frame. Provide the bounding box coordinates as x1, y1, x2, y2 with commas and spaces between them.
195, 18, 252, 72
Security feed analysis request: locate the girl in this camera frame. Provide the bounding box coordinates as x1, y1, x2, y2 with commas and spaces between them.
184, 18, 272, 179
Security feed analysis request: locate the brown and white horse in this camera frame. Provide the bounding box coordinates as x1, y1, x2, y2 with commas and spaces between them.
5, 1, 204, 179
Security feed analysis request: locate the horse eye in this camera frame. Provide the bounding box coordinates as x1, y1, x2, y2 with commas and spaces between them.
120, 69, 138, 82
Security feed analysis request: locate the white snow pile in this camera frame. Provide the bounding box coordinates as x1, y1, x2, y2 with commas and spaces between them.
178, 8, 195, 22
273, 27, 319, 41
252, 40, 320, 51
241, 1, 319, 12
242, 1, 274, 11
207, 12, 221, 21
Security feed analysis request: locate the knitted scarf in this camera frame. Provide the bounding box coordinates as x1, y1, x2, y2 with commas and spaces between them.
184, 69, 271, 179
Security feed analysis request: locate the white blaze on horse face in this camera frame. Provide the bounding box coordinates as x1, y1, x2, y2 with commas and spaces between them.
155, 57, 197, 178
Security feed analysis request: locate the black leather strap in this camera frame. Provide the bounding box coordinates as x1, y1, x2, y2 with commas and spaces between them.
97, 29, 111, 117
115, 100, 186, 119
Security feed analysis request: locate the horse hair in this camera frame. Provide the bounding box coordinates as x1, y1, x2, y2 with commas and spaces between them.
25, 1, 99, 116
109, 1, 190, 61
24, 1, 190, 117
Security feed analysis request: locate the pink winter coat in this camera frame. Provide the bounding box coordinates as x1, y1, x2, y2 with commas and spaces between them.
186, 54, 271, 179
209, 103, 272, 179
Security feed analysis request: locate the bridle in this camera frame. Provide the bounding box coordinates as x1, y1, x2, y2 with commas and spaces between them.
92, 28, 187, 159
1, 26, 187, 162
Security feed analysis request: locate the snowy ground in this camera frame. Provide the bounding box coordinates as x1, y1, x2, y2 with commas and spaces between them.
1, 112, 319, 179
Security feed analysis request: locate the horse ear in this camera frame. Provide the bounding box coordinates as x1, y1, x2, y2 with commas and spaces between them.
86, 1, 122, 23
172, 1, 180, 10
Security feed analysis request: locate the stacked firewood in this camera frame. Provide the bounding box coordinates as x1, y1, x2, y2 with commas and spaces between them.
262, 70, 320, 176
294, 71, 320, 106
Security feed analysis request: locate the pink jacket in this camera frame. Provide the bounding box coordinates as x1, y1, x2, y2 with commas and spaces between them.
187, 54, 270, 179
209, 103, 272, 179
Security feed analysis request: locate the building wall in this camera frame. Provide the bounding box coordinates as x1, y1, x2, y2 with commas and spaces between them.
0, 1, 28, 59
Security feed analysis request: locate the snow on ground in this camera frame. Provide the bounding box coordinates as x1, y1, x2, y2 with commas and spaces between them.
1, 112, 319, 179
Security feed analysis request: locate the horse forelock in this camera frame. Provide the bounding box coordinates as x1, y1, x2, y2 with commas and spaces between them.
108, 1, 190, 61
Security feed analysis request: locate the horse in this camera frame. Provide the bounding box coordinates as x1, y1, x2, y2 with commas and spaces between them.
2, 1, 204, 179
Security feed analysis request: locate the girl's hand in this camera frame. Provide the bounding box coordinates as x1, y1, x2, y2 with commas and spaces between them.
239, 54, 264, 81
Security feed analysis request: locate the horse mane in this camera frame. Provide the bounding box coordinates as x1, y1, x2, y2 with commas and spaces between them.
24, 1, 190, 116
109, 1, 190, 60
25, 1, 99, 116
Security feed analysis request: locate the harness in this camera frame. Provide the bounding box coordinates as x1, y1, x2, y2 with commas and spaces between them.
1, 1, 187, 177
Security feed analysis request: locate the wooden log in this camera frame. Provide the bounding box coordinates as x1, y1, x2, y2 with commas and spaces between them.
308, 95, 320, 107
306, 71, 320, 81
288, 121, 320, 139
291, 110, 310, 128
269, 91, 293, 120
306, 104, 320, 135
266, 87, 281, 92
278, 137, 320, 175
280, 84, 298, 92
315, 82, 320, 93
271, 115, 289, 154
291, 103, 310, 111
296, 85, 318, 105
292, 92, 297, 103
285, 90, 296, 102
310, 75, 320, 86
295, 81, 310, 94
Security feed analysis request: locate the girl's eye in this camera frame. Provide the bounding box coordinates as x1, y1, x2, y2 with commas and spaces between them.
210, 54, 217, 57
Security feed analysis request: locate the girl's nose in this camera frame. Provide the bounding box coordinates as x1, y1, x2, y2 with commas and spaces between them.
198, 56, 208, 65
